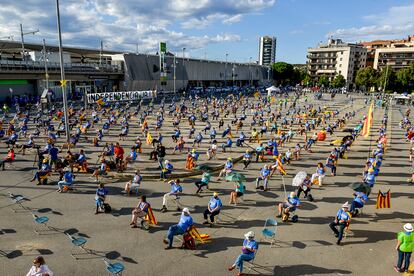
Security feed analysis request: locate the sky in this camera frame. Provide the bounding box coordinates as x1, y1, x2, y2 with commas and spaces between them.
1, 0, 414, 64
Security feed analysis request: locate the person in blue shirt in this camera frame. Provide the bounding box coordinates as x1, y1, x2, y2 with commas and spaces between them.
161, 179, 183, 213
364, 168, 376, 188
329, 202, 351, 245
209, 128, 217, 141
95, 183, 108, 214
130, 195, 150, 228
49, 145, 59, 171
203, 192, 222, 225
256, 164, 271, 190
163, 208, 193, 249
193, 132, 203, 147
243, 150, 252, 169
277, 192, 301, 217
30, 158, 51, 185
57, 168, 74, 192
171, 128, 181, 142
236, 132, 246, 147
228, 231, 258, 274
221, 137, 233, 152
160, 160, 173, 180
350, 191, 368, 216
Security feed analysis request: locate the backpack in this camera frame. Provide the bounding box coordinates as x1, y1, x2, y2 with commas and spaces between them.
103, 203, 112, 213
181, 232, 195, 250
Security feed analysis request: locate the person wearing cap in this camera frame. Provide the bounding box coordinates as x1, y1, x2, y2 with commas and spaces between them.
203, 192, 222, 225
329, 202, 351, 245
163, 208, 193, 249
160, 160, 173, 180
277, 191, 301, 218
364, 168, 376, 188
30, 157, 51, 185
217, 158, 233, 180
228, 231, 258, 275
57, 169, 74, 192
124, 170, 142, 196
242, 150, 252, 169
394, 223, 414, 273
161, 179, 183, 213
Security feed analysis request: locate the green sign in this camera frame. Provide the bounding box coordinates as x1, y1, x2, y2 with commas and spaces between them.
0, 80, 28, 85
160, 42, 167, 53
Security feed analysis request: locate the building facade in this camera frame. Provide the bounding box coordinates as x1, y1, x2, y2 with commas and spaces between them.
259, 36, 276, 66
307, 39, 367, 88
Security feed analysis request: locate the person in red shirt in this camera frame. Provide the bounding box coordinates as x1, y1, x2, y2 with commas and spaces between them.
114, 142, 124, 172
1, 148, 15, 170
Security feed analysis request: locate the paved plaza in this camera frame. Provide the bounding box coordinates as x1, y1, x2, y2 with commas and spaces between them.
0, 93, 413, 276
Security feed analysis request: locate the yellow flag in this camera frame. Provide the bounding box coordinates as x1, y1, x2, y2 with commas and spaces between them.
60, 80, 67, 87
271, 96, 276, 103
361, 102, 374, 138
146, 132, 153, 145
254, 91, 261, 98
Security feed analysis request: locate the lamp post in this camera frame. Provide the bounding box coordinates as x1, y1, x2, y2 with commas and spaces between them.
55, 0, 70, 142
182, 47, 186, 93
225, 53, 228, 87
42, 39, 49, 90
249, 57, 252, 86
19, 23, 39, 62
173, 54, 176, 95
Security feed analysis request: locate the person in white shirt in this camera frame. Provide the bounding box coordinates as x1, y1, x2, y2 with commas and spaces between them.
26, 256, 53, 276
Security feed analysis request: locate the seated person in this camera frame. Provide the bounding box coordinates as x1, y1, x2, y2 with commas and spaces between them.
163, 208, 193, 250
57, 169, 74, 192
242, 150, 252, 169
277, 192, 301, 218
124, 170, 142, 195
206, 141, 217, 160
0, 148, 15, 170
195, 172, 211, 194
160, 160, 173, 180
203, 193, 222, 225
221, 137, 233, 152
161, 179, 183, 212
217, 158, 233, 180
229, 182, 246, 205
350, 191, 368, 216
30, 158, 51, 185
95, 183, 108, 214
228, 231, 258, 274
130, 195, 150, 228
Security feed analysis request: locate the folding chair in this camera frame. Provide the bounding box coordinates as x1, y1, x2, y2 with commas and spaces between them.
261, 218, 278, 247
66, 233, 88, 259
32, 214, 50, 234
245, 248, 259, 274
103, 258, 125, 275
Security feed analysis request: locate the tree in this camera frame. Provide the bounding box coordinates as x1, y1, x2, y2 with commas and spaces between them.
396, 61, 414, 90
377, 66, 397, 92
317, 75, 330, 87
355, 66, 378, 90
272, 62, 294, 85
331, 74, 346, 88
302, 74, 312, 86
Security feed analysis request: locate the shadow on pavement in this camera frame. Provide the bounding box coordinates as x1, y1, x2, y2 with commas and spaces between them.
273, 264, 352, 275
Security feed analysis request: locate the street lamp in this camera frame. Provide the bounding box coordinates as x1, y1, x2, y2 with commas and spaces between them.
20, 23, 39, 61
173, 53, 178, 95
249, 57, 252, 86
55, 0, 70, 142
225, 53, 228, 87
40, 38, 50, 90
182, 47, 186, 92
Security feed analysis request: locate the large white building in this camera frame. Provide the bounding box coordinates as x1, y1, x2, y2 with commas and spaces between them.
307, 39, 367, 88
259, 36, 276, 66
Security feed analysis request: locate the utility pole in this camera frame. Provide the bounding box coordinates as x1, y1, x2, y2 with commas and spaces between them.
173, 54, 176, 95
55, 0, 70, 142
20, 23, 39, 61
249, 57, 252, 86
225, 53, 228, 87
182, 47, 186, 92
99, 40, 103, 67
42, 39, 49, 90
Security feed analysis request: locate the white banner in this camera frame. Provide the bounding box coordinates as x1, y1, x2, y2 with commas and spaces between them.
86, 90, 156, 103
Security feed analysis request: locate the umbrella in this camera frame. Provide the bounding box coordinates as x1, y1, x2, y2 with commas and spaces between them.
225, 172, 246, 182
292, 171, 307, 187
196, 164, 213, 172
350, 182, 371, 195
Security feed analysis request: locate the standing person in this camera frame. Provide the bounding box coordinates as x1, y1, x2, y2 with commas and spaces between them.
394, 223, 414, 273
130, 195, 150, 228
95, 183, 108, 214
163, 208, 193, 250
203, 192, 222, 225
329, 202, 351, 245
114, 142, 124, 172
228, 231, 258, 276
26, 256, 53, 276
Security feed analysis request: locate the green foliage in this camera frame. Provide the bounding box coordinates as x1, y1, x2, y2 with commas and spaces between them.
355, 66, 378, 90
376, 66, 397, 91
272, 62, 294, 84
331, 74, 346, 88
317, 75, 330, 87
